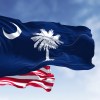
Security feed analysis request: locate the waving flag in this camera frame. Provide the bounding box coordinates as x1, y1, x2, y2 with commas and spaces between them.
0, 16, 95, 77
0, 66, 55, 92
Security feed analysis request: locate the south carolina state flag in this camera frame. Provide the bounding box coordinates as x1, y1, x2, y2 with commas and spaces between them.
0, 16, 95, 77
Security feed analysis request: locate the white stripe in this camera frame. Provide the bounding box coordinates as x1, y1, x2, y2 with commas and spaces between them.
4, 76, 54, 83
5, 76, 44, 80
0, 81, 26, 87
40, 68, 51, 73
45, 78, 55, 83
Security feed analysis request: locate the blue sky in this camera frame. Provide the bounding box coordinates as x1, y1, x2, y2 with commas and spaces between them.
0, 0, 100, 100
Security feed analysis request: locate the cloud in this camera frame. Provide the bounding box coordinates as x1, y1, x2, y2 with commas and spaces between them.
84, 16, 100, 34
75, 8, 92, 20
53, 66, 77, 79
74, 0, 100, 6
0, 97, 9, 100
83, 16, 100, 97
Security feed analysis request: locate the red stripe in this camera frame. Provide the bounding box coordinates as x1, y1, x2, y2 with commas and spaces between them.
21, 71, 54, 77
35, 70, 54, 76
43, 66, 50, 69
0, 78, 54, 86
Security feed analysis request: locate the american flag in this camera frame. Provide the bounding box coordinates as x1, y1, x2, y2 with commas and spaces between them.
0, 66, 55, 92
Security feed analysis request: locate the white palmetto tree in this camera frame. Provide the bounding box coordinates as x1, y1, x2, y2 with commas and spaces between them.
31, 29, 63, 61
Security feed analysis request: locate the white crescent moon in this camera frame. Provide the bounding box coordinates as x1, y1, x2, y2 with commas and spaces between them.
2, 23, 22, 39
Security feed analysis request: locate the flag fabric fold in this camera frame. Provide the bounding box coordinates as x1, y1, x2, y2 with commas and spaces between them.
0, 66, 55, 92
0, 16, 95, 77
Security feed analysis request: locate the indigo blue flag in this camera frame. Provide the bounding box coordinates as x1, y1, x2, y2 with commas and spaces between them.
0, 16, 95, 77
